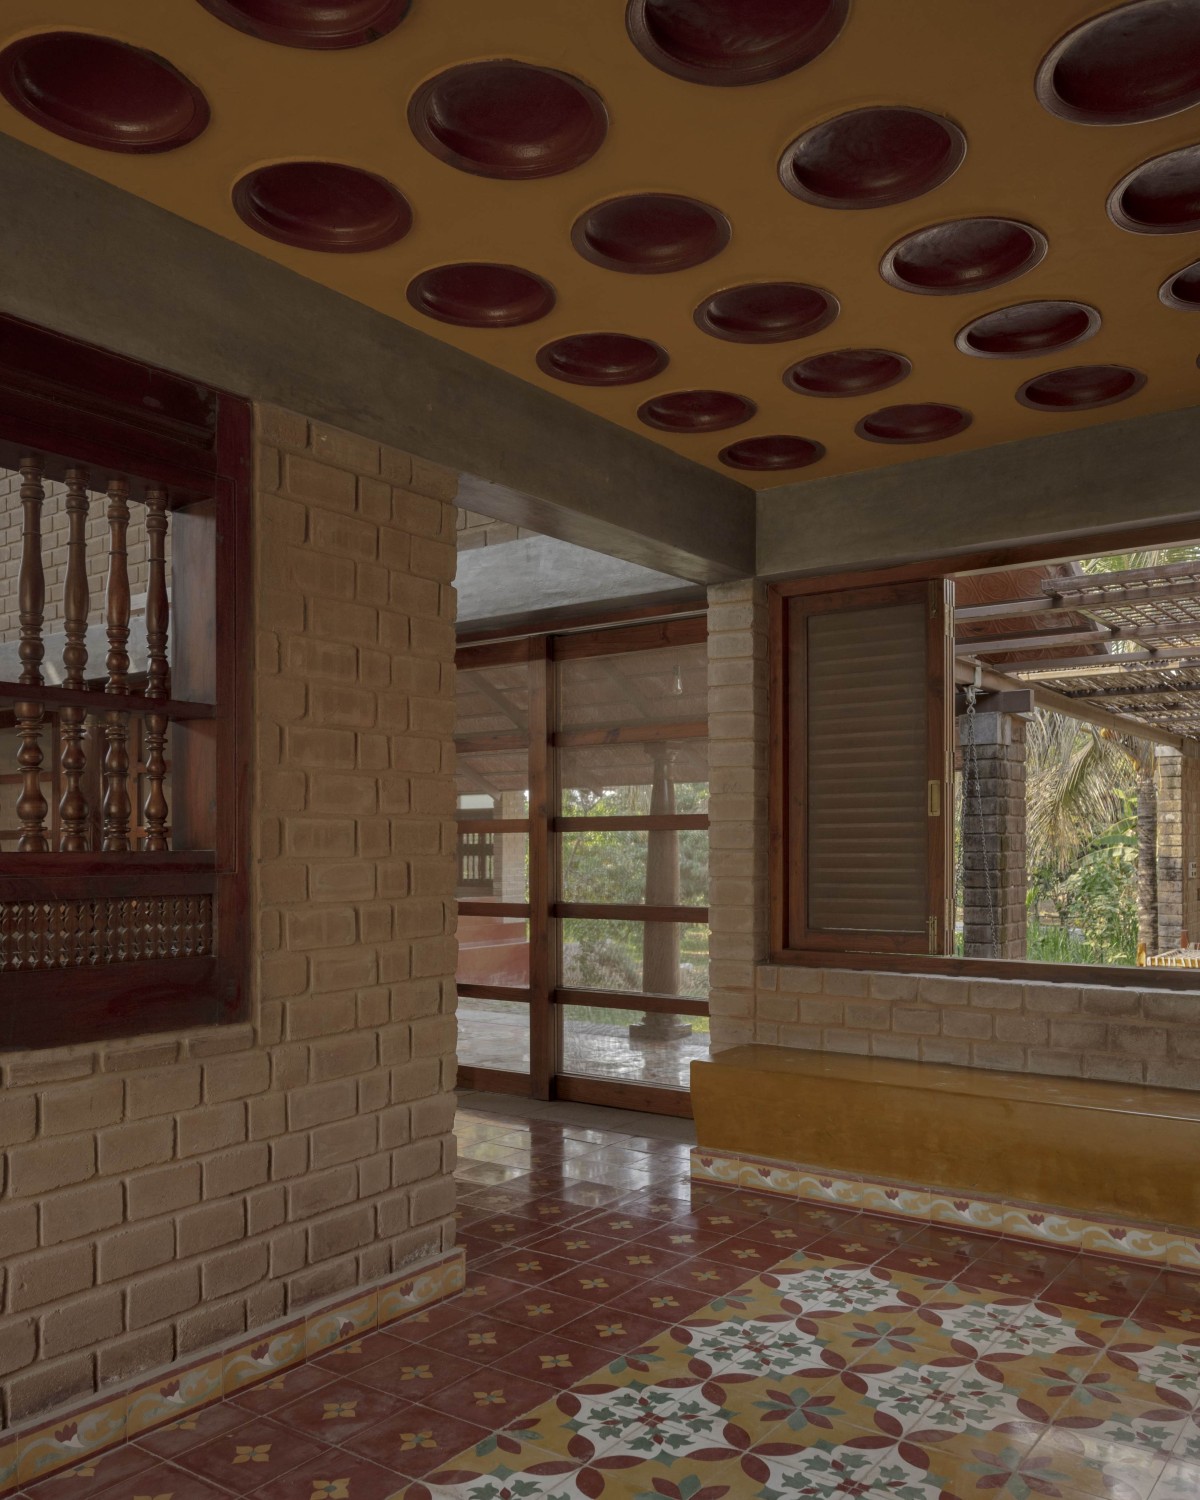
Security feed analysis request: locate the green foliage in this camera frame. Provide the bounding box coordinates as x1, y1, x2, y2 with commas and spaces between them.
1026, 801, 1138, 966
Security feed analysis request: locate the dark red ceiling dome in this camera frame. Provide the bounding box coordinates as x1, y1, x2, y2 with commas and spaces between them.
408, 61, 607, 180
1017, 364, 1146, 411
407, 263, 556, 327
1160, 261, 1200, 310
856, 403, 972, 443
956, 300, 1101, 358
1109, 145, 1200, 233
537, 333, 669, 385
779, 107, 966, 210
881, 218, 1048, 294
784, 348, 911, 397
626, 0, 848, 86
0, 32, 209, 153
195, 0, 410, 49
233, 162, 412, 252
572, 193, 730, 273
694, 281, 838, 342
1037, 0, 1200, 125
638, 389, 756, 432
719, 434, 825, 470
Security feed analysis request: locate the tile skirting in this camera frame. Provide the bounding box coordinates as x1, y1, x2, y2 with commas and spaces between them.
691, 1147, 1200, 1271
0, 1246, 464, 1497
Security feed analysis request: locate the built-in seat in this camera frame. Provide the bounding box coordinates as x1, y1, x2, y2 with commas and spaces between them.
691, 1045, 1200, 1229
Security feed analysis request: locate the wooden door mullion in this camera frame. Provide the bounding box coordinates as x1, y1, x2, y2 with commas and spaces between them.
526, 636, 556, 1100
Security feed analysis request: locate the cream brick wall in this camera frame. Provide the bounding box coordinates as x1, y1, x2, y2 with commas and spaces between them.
455, 508, 534, 552
0, 408, 459, 1430
706, 579, 1200, 1091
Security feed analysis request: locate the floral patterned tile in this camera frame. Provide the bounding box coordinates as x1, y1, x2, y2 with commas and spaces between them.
17, 1402, 129, 1492
168, 1413, 329, 1495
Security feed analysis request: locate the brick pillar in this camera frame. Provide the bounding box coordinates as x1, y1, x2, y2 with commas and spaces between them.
959, 711, 1026, 960
1156, 746, 1184, 951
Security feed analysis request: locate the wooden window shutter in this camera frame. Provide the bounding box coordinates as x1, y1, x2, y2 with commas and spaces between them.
777, 579, 953, 955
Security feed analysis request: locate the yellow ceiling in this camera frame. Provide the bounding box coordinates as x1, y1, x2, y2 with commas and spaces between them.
3, 0, 1200, 489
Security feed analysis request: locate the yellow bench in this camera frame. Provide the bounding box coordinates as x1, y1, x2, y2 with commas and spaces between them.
691, 1045, 1200, 1230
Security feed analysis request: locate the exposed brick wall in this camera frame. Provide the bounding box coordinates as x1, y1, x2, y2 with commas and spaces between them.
0, 408, 459, 1430
706, 579, 1200, 1092
455, 508, 534, 552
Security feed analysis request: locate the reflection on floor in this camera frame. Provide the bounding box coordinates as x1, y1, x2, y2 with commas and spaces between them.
32, 1099, 1200, 1500
456, 1000, 710, 1089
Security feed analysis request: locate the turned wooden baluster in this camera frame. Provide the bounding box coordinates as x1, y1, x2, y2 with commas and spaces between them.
142, 483, 170, 851
15, 454, 48, 852
102, 477, 132, 852
59, 467, 91, 850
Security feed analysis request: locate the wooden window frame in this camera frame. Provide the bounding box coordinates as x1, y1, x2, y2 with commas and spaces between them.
0, 313, 252, 1048
455, 612, 708, 1115
769, 555, 1200, 990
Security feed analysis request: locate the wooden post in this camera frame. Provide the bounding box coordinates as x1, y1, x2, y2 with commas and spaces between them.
631, 744, 690, 1042
102, 476, 132, 852
59, 466, 91, 850
16, 453, 48, 852
142, 483, 170, 851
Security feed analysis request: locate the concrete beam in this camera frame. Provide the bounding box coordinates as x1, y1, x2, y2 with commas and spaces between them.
0, 133, 754, 584
457, 534, 703, 634
757, 405, 1200, 579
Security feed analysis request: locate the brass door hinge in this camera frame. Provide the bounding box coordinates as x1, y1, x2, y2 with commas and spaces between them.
928, 915, 939, 953
927, 779, 941, 817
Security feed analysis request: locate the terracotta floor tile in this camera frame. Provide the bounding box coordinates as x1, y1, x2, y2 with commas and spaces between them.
135, 1401, 255, 1461
587, 1243, 693, 1282
551, 1309, 670, 1354
488, 1288, 598, 1334
476, 1247, 578, 1284
248, 1449, 405, 1500
169, 1414, 329, 1495
419, 1313, 540, 1365
604, 1278, 716, 1323
311, 1327, 417, 1371
524, 1228, 624, 1263
492, 1336, 612, 1390
660, 1255, 764, 1296
269, 1375, 403, 1443
452, 1273, 530, 1312
423, 1369, 558, 1425
340, 1403, 491, 1479
227, 1361, 335, 1414
353, 1346, 484, 1399
384, 1299, 474, 1340
543, 1266, 646, 1304
90, 1461, 236, 1500
26, 1444, 160, 1500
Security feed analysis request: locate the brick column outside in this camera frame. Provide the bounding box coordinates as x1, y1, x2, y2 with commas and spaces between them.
959, 710, 1027, 960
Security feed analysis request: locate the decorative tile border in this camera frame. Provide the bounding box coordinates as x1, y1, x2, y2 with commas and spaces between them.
1, 1247, 463, 1497
693, 1147, 1200, 1268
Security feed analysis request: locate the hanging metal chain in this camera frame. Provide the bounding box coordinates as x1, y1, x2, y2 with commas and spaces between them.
962, 685, 999, 958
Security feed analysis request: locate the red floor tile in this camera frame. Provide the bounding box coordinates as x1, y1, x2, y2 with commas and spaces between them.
490, 1287, 599, 1332
135, 1401, 254, 1460
27, 1443, 160, 1499
228, 1361, 335, 1414
588, 1243, 693, 1281
604, 1278, 716, 1323
354, 1345, 483, 1399
340, 1403, 490, 1479
93, 1462, 233, 1500
477, 1247, 578, 1284
453, 1273, 531, 1312
552, 1308, 670, 1353
311, 1327, 416, 1372
659, 1256, 760, 1296
525, 1227, 624, 1262
250, 1451, 405, 1499
543, 1265, 647, 1303
492, 1335, 611, 1389
269, 1375, 403, 1443
419, 1313, 540, 1364
169, 1414, 328, 1495
422, 1369, 557, 1424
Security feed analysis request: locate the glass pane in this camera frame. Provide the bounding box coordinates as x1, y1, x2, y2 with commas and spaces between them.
559, 740, 708, 815
457, 662, 530, 738
560, 919, 708, 997
561, 829, 707, 907
458, 995, 530, 1074
558, 642, 707, 731
457, 914, 530, 987
456, 831, 529, 902
561, 1005, 710, 1090
456, 753, 528, 816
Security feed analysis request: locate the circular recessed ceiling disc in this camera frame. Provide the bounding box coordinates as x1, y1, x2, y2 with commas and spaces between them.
408, 61, 607, 179
881, 217, 1048, 294
1017, 364, 1146, 411
1160, 260, 1200, 309
233, 162, 412, 251
626, 0, 849, 86
1109, 144, 1200, 233
694, 281, 838, 342
573, 193, 730, 273
407, 263, 556, 327
857, 402, 972, 443
0, 31, 209, 152
195, 0, 410, 48
637, 389, 756, 432
784, 348, 911, 396
719, 434, 825, 470
956, 300, 1101, 357
779, 107, 966, 209
1038, 0, 1200, 124
536, 333, 669, 385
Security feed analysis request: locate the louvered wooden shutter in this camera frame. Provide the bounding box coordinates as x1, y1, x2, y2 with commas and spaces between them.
779, 580, 952, 955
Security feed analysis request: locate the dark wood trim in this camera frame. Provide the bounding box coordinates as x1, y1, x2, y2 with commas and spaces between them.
456, 1065, 534, 1096
770, 947, 1200, 991
457, 983, 531, 1002
527, 636, 555, 1102
553, 987, 709, 1016
0, 870, 215, 901
458, 901, 531, 919
455, 732, 529, 754
457, 597, 706, 646
553, 1074, 694, 1118
0, 683, 215, 718
555, 815, 710, 832
455, 638, 535, 671
553, 721, 707, 748
554, 902, 708, 923
551, 616, 707, 661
